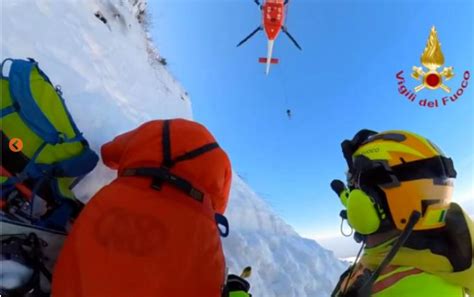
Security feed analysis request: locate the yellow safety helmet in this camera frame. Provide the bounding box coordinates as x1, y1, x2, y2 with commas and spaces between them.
339, 129, 457, 234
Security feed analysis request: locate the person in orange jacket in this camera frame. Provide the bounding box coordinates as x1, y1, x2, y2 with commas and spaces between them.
52, 119, 251, 297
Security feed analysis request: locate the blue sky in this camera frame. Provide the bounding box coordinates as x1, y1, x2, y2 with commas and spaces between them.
149, 0, 473, 239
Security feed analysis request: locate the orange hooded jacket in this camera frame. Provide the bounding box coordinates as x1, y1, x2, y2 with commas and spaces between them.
52, 119, 232, 297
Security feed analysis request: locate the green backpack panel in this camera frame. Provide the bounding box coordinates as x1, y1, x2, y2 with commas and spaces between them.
1, 58, 99, 230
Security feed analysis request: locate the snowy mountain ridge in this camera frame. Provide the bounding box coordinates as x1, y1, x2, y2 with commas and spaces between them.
2, 0, 346, 296
226, 177, 297, 236
224, 178, 347, 296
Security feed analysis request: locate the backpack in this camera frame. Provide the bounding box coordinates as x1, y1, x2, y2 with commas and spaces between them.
0, 58, 99, 230
53, 119, 232, 297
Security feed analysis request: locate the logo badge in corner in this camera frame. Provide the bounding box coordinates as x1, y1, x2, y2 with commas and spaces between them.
396, 26, 470, 108
412, 26, 454, 93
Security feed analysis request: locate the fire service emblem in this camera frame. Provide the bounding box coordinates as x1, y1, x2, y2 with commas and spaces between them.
396, 26, 470, 108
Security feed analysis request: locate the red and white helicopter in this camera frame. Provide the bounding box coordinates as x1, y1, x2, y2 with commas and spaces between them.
237, 0, 302, 75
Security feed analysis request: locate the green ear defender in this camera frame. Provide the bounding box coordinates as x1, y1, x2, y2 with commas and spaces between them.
331, 180, 385, 235
346, 189, 381, 235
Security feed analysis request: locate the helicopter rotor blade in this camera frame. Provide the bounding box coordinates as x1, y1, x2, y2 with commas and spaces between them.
236, 26, 262, 47
281, 26, 302, 50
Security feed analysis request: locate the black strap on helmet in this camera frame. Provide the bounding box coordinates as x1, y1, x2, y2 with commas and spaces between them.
343, 130, 457, 188
341, 129, 378, 174
121, 120, 219, 202
391, 156, 457, 181
355, 155, 457, 189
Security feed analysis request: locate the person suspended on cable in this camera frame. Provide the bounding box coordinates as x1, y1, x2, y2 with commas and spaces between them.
330, 129, 473, 297
287, 109, 292, 119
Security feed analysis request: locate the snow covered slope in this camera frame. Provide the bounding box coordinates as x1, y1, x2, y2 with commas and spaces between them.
224, 177, 347, 296
2, 0, 346, 296
2, 0, 192, 198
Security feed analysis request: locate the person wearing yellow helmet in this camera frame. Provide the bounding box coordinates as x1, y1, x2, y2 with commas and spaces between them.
330, 129, 474, 297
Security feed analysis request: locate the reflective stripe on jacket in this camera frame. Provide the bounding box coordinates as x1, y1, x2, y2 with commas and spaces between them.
372, 266, 465, 297
333, 264, 466, 297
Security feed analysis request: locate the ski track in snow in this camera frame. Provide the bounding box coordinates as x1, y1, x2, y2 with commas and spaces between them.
2, 1, 347, 296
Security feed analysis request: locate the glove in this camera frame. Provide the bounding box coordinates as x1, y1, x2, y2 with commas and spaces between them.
222, 274, 252, 297
230, 291, 251, 297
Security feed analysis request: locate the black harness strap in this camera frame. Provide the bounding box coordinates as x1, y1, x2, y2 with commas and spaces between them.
121, 120, 219, 202
162, 120, 173, 168
173, 142, 219, 164
122, 167, 204, 201
357, 211, 421, 296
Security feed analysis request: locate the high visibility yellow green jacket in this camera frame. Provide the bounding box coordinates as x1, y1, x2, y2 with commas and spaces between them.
334, 203, 474, 297
370, 265, 466, 296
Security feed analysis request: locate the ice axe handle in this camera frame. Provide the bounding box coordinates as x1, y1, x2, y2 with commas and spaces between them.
240, 266, 252, 278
